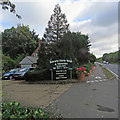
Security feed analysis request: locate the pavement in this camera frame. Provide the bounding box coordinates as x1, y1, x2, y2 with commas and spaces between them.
46, 64, 118, 118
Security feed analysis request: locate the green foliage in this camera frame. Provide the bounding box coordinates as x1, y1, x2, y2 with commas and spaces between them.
96, 57, 102, 62
2, 25, 39, 59
72, 32, 91, 65
2, 53, 15, 72
55, 32, 74, 59
59, 32, 91, 65
1, 101, 51, 119
2, 53, 26, 72
38, 31, 91, 68
37, 42, 51, 70
36, 4, 71, 80
42, 4, 70, 60
37, 31, 92, 80
102, 51, 120, 63
43, 4, 69, 43
2, 25, 39, 72
25, 68, 50, 81
1, 0, 21, 18
88, 53, 96, 63
14, 54, 26, 67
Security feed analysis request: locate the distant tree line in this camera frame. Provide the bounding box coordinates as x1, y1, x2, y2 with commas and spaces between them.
102, 51, 120, 63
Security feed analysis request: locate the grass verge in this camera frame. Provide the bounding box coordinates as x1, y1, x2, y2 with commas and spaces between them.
99, 65, 115, 79
110, 62, 120, 65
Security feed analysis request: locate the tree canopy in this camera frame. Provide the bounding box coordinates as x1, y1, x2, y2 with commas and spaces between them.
42, 4, 70, 59
2, 24, 39, 59
43, 4, 69, 43
0, 0, 21, 18
38, 4, 92, 71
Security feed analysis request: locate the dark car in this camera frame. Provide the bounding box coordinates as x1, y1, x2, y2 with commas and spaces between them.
13, 67, 34, 80
2, 68, 20, 80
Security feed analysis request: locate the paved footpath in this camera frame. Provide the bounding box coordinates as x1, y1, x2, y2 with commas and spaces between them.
46, 64, 118, 118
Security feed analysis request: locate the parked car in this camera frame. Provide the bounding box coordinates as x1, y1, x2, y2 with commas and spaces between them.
13, 67, 35, 80
2, 68, 20, 80
103, 61, 109, 64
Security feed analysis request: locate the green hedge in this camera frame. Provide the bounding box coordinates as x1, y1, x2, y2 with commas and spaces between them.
1, 101, 53, 119
25, 68, 50, 81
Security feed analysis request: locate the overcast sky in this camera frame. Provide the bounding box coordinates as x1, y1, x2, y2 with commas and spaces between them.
0, 0, 119, 58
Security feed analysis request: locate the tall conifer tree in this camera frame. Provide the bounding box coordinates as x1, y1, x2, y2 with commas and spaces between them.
43, 4, 70, 44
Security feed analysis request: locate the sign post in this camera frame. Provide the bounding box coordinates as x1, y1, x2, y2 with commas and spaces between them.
50, 59, 72, 80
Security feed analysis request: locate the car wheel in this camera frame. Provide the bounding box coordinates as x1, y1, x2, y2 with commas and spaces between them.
9, 76, 13, 80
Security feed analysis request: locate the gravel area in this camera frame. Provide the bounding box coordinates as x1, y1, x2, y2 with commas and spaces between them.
2, 80, 72, 109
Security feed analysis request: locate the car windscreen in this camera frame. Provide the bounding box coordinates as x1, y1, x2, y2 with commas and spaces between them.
9, 68, 20, 73
19, 68, 28, 72
9, 69, 16, 72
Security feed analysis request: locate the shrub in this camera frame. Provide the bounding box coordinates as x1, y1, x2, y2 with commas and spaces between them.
25, 68, 50, 81
1, 101, 51, 119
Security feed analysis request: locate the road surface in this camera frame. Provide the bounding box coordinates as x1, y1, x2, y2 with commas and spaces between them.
46, 64, 118, 118
101, 64, 120, 78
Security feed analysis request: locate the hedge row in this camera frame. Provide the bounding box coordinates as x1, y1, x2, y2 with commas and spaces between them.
25, 68, 50, 81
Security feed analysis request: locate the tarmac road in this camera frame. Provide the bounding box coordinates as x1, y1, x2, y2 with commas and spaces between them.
46, 64, 118, 118
101, 64, 119, 78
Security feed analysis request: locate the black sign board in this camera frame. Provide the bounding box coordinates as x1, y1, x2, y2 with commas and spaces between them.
50, 59, 72, 80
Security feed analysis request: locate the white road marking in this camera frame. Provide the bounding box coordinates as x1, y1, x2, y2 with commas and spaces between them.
86, 79, 107, 83
86, 81, 91, 83
95, 76, 102, 79
95, 80, 98, 82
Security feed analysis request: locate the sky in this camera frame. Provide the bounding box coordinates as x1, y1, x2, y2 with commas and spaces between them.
0, 0, 119, 58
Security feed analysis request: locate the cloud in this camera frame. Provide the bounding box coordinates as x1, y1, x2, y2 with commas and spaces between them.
90, 33, 118, 57
1, 0, 59, 35
68, 1, 118, 58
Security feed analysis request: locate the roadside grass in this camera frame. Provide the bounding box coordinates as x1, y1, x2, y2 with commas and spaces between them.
110, 62, 120, 65
99, 65, 115, 79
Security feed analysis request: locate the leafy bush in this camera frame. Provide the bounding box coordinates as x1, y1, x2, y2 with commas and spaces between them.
25, 68, 50, 81
1, 101, 50, 119
83, 62, 94, 72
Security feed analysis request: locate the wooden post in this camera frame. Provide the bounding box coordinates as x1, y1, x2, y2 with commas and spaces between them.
50, 70, 53, 81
